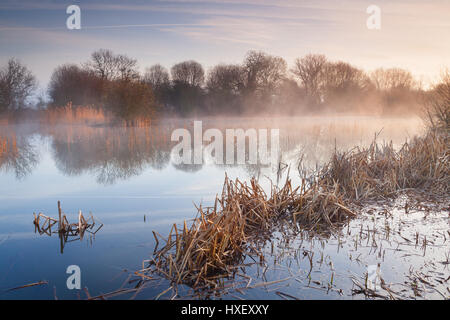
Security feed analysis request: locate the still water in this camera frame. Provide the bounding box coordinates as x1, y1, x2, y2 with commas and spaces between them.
1, 116, 448, 299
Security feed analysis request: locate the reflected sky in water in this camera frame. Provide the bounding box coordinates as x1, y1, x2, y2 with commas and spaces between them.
1, 116, 432, 299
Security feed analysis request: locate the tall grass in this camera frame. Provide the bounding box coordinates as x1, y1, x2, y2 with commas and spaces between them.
147, 116, 449, 289
321, 131, 449, 200
44, 103, 108, 125
43, 103, 154, 127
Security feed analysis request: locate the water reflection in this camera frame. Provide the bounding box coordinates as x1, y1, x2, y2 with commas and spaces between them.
49, 126, 172, 184
33, 202, 103, 254
1, 116, 443, 300
0, 117, 424, 184
0, 129, 38, 179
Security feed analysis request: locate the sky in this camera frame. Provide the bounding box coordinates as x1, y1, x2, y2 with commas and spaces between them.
0, 0, 449, 89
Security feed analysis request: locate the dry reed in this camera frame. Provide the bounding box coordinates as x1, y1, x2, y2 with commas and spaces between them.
146, 175, 355, 288
320, 130, 449, 200
43, 103, 153, 127
33, 201, 103, 253
144, 128, 448, 290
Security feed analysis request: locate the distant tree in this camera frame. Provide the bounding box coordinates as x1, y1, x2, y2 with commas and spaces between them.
171, 60, 204, 87
0, 59, 37, 112
170, 61, 205, 115
426, 69, 450, 130
206, 64, 245, 113
85, 49, 139, 81
321, 61, 371, 110
276, 78, 305, 114
105, 80, 157, 121
322, 62, 369, 92
207, 64, 244, 95
144, 64, 170, 88
370, 68, 419, 114
242, 51, 287, 99
143, 64, 171, 107
370, 68, 415, 91
48, 64, 104, 107
169, 82, 204, 116
291, 54, 327, 106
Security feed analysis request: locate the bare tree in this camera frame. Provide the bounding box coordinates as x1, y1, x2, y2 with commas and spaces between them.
206, 64, 244, 95
370, 67, 419, 114
322, 61, 370, 95
169, 61, 205, 115
115, 54, 140, 81
206, 64, 245, 113
143, 64, 171, 107
48, 64, 103, 107
86, 49, 139, 81
318, 61, 371, 110
0, 59, 37, 112
242, 51, 287, 96
291, 54, 326, 105
171, 60, 205, 87
370, 68, 415, 91
144, 64, 170, 88
426, 69, 450, 130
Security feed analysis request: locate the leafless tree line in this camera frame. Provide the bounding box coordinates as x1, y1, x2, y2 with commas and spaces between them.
0, 50, 447, 118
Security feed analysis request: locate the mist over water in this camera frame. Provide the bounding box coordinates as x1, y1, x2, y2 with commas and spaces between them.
0, 115, 424, 184
0, 0, 448, 302
2, 115, 443, 300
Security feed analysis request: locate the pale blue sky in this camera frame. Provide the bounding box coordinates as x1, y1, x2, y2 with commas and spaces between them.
1, 0, 449, 87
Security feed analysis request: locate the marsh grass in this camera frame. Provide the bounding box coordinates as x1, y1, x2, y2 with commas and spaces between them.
33, 201, 103, 253
320, 130, 449, 201
43, 103, 153, 127
142, 126, 449, 290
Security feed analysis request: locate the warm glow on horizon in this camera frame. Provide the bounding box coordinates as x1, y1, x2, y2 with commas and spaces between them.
0, 0, 449, 87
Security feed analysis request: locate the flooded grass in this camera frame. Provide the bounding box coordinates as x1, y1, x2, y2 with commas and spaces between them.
146, 175, 353, 289
33, 201, 103, 253
0, 115, 447, 300
129, 192, 447, 300
320, 130, 449, 200
43, 104, 154, 127
128, 128, 449, 299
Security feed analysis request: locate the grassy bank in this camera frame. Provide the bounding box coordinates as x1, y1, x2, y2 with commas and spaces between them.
143, 125, 448, 289
123, 72, 450, 293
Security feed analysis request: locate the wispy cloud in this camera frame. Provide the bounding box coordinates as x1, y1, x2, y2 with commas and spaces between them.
0, 0, 448, 85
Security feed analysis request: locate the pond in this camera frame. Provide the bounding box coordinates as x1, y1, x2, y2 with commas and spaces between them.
0, 116, 448, 299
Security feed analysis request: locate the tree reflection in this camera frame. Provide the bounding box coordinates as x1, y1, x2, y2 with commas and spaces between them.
49, 125, 172, 184
0, 131, 38, 179
1, 118, 422, 184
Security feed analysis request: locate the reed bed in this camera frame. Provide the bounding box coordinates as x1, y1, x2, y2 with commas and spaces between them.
42, 103, 154, 127
320, 130, 449, 201
150, 177, 276, 288
146, 175, 356, 288
144, 128, 449, 290
43, 103, 108, 125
